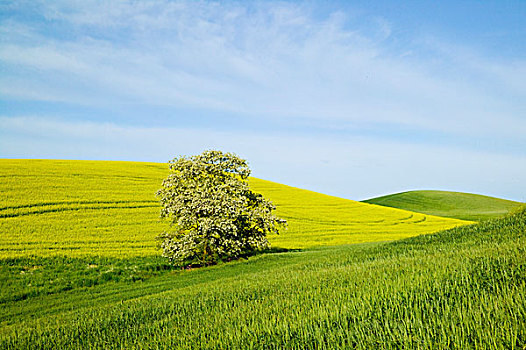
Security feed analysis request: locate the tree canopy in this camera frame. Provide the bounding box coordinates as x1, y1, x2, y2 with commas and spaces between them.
156, 150, 286, 266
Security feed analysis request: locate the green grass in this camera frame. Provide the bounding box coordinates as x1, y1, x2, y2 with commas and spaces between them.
363, 190, 523, 221
0, 159, 522, 348
1, 207, 524, 349
0, 159, 468, 258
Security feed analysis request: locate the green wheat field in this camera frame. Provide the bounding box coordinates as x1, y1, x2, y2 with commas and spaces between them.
1, 159, 524, 349
364, 190, 522, 221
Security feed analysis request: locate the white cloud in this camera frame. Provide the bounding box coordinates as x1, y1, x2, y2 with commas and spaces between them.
1, 0, 524, 139
1, 1, 525, 202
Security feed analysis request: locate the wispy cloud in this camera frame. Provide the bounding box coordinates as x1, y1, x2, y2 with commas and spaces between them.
1, 0, 524, 138
1, 1, 525, 200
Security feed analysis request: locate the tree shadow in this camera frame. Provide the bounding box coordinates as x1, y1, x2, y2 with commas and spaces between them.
179, 247, 302, 270
238, 246, 302, 259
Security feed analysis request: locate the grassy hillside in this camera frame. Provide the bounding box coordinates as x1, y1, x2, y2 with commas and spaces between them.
0, 159, 467, 258
1, 207, 524, 349
363, 190, 522, 221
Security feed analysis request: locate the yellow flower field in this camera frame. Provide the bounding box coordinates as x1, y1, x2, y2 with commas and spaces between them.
0, 159, 469, 258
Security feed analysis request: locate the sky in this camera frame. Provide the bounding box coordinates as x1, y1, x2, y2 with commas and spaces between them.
1, 0, 525, 201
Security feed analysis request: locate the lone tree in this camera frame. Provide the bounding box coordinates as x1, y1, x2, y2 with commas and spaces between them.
156, 150, 286, 266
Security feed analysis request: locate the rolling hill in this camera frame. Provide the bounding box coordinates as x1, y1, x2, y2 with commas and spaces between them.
1, 204, 524, 348
0, 159, 468, 258
363, 190, 522, 221
1, 159, 523, 348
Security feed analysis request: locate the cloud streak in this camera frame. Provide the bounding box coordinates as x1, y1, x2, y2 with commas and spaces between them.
1, 1, 525, 201
1, 0, 525, 138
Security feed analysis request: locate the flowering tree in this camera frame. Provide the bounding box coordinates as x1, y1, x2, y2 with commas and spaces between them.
156, 150, 286, 266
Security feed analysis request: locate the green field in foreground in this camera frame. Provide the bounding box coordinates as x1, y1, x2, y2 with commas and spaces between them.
1, 208, 524, 349
0, 159, 468, 258
363, 190, 522, 221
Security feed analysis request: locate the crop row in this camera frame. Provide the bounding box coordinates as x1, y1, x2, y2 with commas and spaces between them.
0, 200, 158, 218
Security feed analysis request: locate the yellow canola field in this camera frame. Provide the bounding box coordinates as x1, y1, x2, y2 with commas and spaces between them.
0, 159, 469, 258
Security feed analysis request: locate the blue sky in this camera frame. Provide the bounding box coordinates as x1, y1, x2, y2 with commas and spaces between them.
1, 0, 525, 201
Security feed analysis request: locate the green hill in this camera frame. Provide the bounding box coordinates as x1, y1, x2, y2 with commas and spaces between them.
1, 205, 524, 348
0, 159, 468, 258
363, 190, 522, 221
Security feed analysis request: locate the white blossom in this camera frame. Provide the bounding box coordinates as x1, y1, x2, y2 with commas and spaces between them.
157, 150, 286, 266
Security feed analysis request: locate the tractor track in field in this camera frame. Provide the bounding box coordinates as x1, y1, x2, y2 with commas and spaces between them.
0, 200, 158, 218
